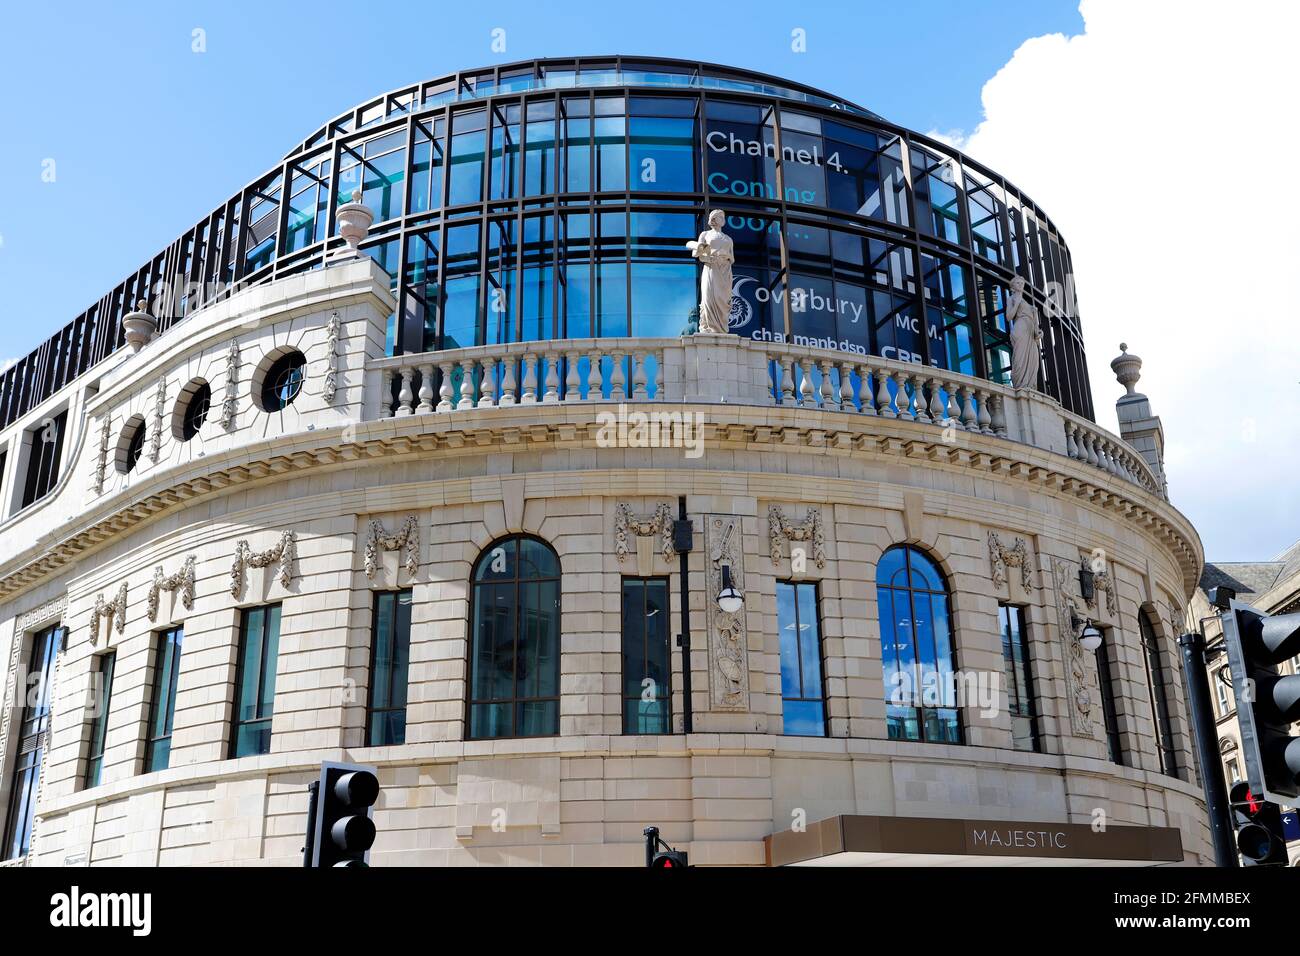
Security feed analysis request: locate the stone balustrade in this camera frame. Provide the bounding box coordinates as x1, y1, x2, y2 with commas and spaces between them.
369, 335, 1164, 499
373, 338, 665, 414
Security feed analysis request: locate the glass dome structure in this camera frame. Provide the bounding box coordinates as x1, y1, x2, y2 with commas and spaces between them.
0, 56, 1093, 429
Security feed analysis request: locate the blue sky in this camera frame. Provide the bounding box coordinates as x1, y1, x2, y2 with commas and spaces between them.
0, 0, 1081, 367
12, 1, 1292, 565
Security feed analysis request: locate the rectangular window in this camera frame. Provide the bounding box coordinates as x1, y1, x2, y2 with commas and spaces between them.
998, 605, 1040, 752
3, 624, 62, 860
21, 409, 68, 508
1215, 667, 1230, 715
145, 627, 183, 773
83, 650, 117, 789
621, 578, 671, 734
1227, 758, 1241, 784
1095, 632, 1123, 766
777, 580, 827, 736
230, 604, 281, 758
368, 591, 411, 746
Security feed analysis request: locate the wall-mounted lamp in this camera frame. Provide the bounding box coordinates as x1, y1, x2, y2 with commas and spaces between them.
717, 565, 744, 615
1072, 610, 1102, 652
1078, 562, 1096, 603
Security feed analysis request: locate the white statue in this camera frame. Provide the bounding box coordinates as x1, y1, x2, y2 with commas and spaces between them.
686, 209, 735, 335
1007, 275, 1042, 390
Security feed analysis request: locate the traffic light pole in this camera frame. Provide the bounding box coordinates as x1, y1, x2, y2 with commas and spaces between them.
1178, 631, 1239, 867
302, 780, 319, 868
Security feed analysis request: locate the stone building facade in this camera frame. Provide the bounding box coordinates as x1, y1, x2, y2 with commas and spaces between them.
0, 257, 1209, 866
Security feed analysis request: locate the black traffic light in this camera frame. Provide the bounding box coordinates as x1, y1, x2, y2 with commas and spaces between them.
643, 825, 688, 868
650, 849, 689, 868
1219, 599, 1300, 804
1228, 781, 1288, 865
308, 761, 380, 868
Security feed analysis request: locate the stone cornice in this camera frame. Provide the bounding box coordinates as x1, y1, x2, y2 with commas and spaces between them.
0, 402, 1203, 602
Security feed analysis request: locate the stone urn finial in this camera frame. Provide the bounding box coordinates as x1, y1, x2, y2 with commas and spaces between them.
1110, 342, 1143, 396
122, 298, 157, 353
334, 188, 373, 258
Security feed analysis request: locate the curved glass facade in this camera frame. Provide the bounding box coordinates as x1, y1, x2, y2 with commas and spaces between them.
0, 57, 1093, 429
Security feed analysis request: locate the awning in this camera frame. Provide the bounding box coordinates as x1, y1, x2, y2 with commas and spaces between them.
765, 814, 1184, 867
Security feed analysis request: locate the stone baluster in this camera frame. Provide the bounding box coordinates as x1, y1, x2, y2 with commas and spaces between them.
799, 360, 815, 407
1083, 431, 1098, 467
893, 370, 914, 421
500, 358, 518, 405
976, 388, 993, 435
839, 362, 855, 411
564, 351, 581, 402
927, 377, 944, 424
396, 368, 415, 417
856, 364, 876, 415
380, 368, 395, 417
960, 386, 979, 431
653, 352, 664, 400
610, 352, 626, 402
910, 373, 931, 424
945, 384, 961, 428
478, 358, 497, 408
876, 368, 895, 418
543, 352, 560, 404
819, 360, 836, 410
520, 354, 538, 404
457, 360, 476, 410
587, 350, 604, 399
437, 362, 454, 412
417, 363, 435, 413
779, 359, 795, 404
990, 394, 1008, 437
632, 350, 648, 400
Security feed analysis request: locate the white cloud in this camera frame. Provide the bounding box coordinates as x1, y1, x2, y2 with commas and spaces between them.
938, 0, 1300, 564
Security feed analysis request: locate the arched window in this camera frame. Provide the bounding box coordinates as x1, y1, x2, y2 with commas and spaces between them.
467, 536, 561, 739
876, 545, 961, 743
1139, 607, 1178, 777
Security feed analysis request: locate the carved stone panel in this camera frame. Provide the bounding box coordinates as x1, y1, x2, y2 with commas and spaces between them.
1051, 558, 1094, 736
988, 531, 1033, 591
615, 502, 675, 577
705, 515, 749, 712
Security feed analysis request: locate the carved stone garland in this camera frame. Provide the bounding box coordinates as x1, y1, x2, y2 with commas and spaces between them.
1051, 558, 1093, 736
323, 311, 341, 404
614, 503, 675, 564
231, 530, 297, 599
706, 515, 749, 711
364, 515, 419, 579
220, 341, 240, 430
767, 505, 826, 568
150, 375, 166, 463
147, 555, 196, 622
988, 531, 1033, 591
93, 417, 110, 495
90, 583, 128, 647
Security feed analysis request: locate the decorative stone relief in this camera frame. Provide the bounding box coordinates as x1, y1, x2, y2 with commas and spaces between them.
93, 418, 110, 495
364, 515, 419, 579
614, 503, 675, 564
147, 555, 196, 622
988, 531, 1033, 591
231, 530, 296, 599
323, 311, 341, 404
17, 597, 67, 633
767, 505, 826, 569
1051, 558, 1094, 736
150, 375, 166, 463
705, 515, 749, 711
220, 341, 240, 430
1085, 560, 1118, 617
90, 583, 128, 647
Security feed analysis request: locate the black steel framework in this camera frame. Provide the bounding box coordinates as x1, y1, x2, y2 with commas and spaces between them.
0, 56, 1093, 435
